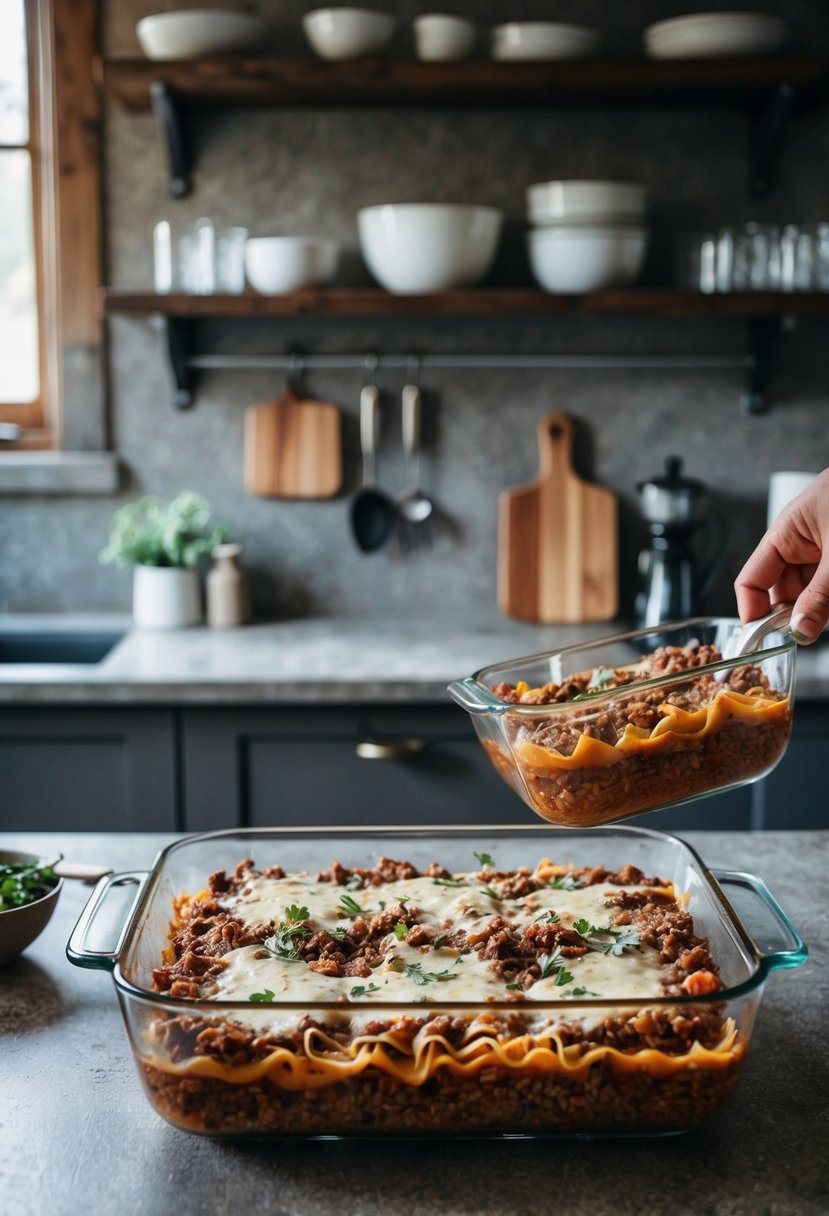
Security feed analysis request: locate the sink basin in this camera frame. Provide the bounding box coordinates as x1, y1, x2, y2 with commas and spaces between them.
0, 631, 124, 665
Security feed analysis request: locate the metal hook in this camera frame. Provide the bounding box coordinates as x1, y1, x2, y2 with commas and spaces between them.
405, 352, 421, 387
362, 352, 379, 386
287, 347, 305, 396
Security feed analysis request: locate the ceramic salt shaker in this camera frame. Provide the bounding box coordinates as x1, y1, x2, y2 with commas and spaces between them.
207, 542, 249, 628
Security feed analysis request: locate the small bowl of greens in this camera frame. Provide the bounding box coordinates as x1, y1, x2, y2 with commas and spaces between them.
0, 851, 63, 966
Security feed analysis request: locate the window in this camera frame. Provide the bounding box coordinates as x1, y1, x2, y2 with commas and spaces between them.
0, 0, 43, 433
0, 0, 111, 476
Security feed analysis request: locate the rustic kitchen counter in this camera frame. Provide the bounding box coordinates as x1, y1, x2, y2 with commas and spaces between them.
2, 830, 826, 1216
2, 614, 829, 704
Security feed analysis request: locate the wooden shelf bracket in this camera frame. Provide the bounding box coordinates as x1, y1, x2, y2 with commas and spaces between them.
150, 81, 191, 198
741, 315, 783, 414
164, 317, 196, 408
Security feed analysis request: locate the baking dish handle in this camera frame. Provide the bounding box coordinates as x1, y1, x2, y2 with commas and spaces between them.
66, 870, 149, 971
447, 677, 506, 715
711, 869, 808, 973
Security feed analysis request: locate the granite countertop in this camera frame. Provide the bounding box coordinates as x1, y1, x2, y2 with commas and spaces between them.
2, 829, 826, 1216
2, 613, 829, 704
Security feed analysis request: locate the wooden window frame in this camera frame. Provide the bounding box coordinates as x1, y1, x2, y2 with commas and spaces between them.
0, 0, 106, 455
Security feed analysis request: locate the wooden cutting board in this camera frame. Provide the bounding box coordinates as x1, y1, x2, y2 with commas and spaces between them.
244, 389, 342, 499
498, 411, 618, 623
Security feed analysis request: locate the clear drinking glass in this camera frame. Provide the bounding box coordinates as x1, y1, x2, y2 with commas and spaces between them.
214, 226, 248, 293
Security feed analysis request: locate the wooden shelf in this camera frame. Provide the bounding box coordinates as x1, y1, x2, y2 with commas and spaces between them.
102, 56, 829, 111
101, 287, 829, 320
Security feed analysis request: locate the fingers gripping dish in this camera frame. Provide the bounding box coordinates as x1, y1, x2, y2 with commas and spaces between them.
448, 619, 794, 826
144, 851, 743, 1136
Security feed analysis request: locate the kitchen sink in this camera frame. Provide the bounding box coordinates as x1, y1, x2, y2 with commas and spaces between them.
0, 631, 125, 665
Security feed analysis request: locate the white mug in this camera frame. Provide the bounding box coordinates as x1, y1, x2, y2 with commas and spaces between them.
767, 471, 816, 528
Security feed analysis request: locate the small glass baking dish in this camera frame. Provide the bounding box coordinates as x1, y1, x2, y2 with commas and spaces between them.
448, 618, 795, 827
66, 825, 806, 1139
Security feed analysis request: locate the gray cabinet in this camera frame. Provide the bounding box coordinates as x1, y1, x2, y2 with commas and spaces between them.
0, 708, 178, 831
181, 705, 529, 831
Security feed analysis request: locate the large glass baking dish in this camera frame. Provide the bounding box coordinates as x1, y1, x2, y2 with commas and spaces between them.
448, 618, 795, 827
67, 825, 806, 1139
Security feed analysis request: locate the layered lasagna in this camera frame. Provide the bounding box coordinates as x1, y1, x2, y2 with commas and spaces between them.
487, 642, 791, 825
143, 852, 745, 1135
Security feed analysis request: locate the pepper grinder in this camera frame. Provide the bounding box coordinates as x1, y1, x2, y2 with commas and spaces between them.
207, 543, 249, 628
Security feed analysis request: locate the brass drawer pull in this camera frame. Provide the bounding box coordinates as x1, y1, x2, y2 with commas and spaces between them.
356, 739, 425, 760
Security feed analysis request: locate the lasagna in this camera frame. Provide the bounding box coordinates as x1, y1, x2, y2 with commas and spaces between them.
487, 642, 791, 825
143, 852, 745, 1135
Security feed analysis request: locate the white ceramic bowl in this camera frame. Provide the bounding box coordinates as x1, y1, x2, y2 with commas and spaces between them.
136, 9, 267, 60
528, 225, 648, 293
414, 14, 477, 62
303, 8, 397, 60
492, 22, 599, 62
644, 12, 787, 59
358, 204, 503, 294
527, 179, 646, 226
245, 237, 340, 294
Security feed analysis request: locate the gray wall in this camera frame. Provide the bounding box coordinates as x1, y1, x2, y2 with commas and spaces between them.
2, 0, 829, 625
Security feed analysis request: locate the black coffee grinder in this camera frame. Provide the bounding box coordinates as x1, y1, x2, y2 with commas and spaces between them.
634, 457, 726, 628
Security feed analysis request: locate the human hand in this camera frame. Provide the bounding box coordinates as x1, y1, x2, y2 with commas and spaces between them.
734, 468, 829, 643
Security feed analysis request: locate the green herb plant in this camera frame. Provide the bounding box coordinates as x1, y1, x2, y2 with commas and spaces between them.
100, 491, 228, 568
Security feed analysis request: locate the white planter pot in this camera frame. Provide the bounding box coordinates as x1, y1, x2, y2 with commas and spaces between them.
132, 565, 202, 630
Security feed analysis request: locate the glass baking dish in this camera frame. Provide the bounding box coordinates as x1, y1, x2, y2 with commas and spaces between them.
66, 825, 806, 1139
448, 618, 795, 827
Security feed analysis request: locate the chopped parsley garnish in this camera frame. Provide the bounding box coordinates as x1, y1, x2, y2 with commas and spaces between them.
393, 961, 457, 986
480, 885, 500, 900
0, 856, 61, 911
537, 947, 574, 987
345, 874, 363, 890
337, 893, 367, 917
432, 877, 466, 888
249, 989, 275, 1003
505, 982, 522, 991
262, 915, 311, 963
562, 987, 600, 998
330, 925, 351, 941
547, 874, 581, 891
535, 910, 560, 924
572, 918, 641, 956
349, 982, 381, 998
474, 851, 495, 870
394, 922, 409, 941
284, 903, 309, 924
432, 935, 449, 949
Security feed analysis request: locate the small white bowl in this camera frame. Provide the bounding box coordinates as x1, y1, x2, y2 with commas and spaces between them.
358, 204, 503, 294
303, 8, 397, 60
414, 14, 477, 62
527, 180, 646, 226
136, 9, 267, 60
528, 225, 648, 293
492, 22, 599, 62
644, 12, 787, 59
245, 237, 340, 294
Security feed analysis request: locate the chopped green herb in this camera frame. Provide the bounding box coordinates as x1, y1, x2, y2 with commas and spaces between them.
378, 900, 386, 911
349, 982, 381, 998
432, 877, 466, 888
505, 982, 522, 991
432, 935, 449, 949
345, 874, 363, 890
480, 885, 500, 900
547, 874, 581, 891
249, 989, 275, 1003
572, 918, 640, 956
398, 897, 411, 906
562, 986, 599, 998
535, 910, 560, 924
262, 918, 311, 964
394, 922, 409, 941
537, 947, 574, 987
474, 851, 495, 869
337, 893, 366, 917
392, 961, 458, 986
0, 856, 61, 911
283, 903, 309, 924
330, 925, 351, 942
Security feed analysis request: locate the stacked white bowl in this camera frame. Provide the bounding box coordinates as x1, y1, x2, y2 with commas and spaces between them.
526, 180, 649, 293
